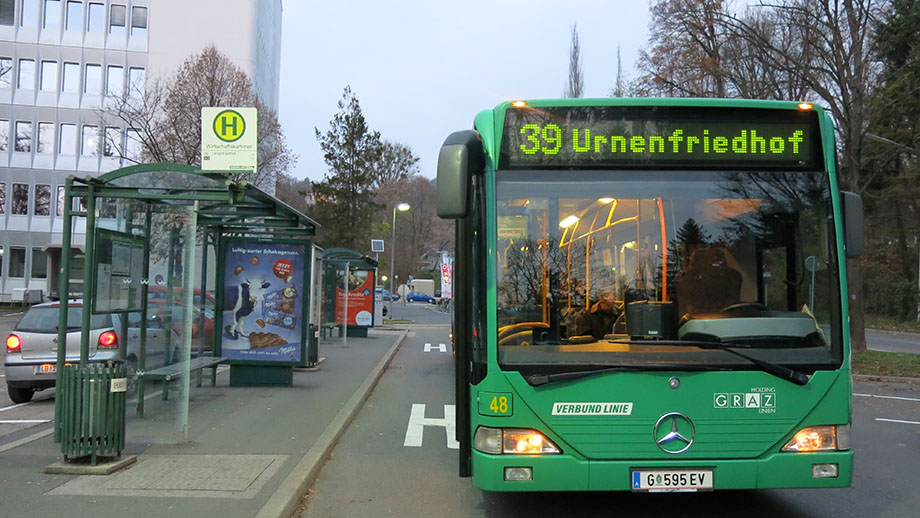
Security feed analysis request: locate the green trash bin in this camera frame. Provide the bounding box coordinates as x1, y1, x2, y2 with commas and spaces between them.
57, 362, 127, 464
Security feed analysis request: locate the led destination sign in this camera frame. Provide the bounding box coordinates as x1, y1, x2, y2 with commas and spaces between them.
499, 105, 821, 170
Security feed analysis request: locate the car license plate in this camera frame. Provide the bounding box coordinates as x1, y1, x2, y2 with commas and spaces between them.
35, 363, 57, 374
631, 469, 713, 492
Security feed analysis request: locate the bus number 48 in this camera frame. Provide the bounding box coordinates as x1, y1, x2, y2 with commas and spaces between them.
489, 396, 509, 414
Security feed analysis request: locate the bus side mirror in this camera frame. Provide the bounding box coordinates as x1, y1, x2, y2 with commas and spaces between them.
840, 191, 863, 258
437, 130, 484, 219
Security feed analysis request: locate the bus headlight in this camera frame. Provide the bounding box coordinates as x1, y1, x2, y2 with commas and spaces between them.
474, 426, 561, 454
781, 425, 838, 452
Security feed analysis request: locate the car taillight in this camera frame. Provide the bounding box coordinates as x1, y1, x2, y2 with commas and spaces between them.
98, 331, 118, 349
6, 334, 22, 351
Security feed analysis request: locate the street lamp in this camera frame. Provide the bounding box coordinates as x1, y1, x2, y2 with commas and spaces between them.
390, 202, 410, 298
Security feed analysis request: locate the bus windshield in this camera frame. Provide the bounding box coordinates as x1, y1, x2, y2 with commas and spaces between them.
495, 169, 841, 372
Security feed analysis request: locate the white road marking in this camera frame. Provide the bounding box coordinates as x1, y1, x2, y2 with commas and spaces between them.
0, 428, 54, 454
855, 393, 920, 403
423, 342, 447, 353
0, 419, 52, 424
404, 403, 459, 449
0, 402, 30, 412
875, 418, 920, 425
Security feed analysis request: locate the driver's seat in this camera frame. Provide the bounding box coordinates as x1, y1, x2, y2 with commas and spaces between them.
673, 247, 743, 317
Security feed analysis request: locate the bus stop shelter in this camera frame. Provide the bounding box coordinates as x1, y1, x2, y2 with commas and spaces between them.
53, 163, 319, 462
321, 248, 379, 339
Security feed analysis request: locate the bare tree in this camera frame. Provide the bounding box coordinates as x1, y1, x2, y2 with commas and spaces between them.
636, 0, 730, 97
565, 23, 585, 98
375, 175, 452, 283
636, 0, 814, 99
726, 0, 882, 352
374, 140, 421, 188
637, 0, 882, 352
103, 45, 296, 190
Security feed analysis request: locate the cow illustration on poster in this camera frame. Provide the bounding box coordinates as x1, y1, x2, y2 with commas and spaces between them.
221, 242, 306, 363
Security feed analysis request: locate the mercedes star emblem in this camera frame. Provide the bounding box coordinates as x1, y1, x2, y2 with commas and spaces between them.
653, 412, 695, 454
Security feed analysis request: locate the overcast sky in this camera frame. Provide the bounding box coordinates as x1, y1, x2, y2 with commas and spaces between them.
278, 1, 651, 183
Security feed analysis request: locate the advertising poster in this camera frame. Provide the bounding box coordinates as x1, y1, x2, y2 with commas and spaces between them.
335, 270, 374, 327
221, 242, 305, 363
440, 259, 453, 299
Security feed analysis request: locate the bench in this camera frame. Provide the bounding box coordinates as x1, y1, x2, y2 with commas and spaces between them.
320, 322, 342, 340
140, 356, 226, 400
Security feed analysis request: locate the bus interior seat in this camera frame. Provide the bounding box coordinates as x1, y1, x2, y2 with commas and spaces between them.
673, 247, 743, 318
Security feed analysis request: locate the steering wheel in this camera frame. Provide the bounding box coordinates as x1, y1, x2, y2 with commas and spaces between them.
720, 302, 768, 312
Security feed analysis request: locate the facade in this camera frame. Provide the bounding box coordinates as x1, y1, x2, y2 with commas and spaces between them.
0, 0, 283, 302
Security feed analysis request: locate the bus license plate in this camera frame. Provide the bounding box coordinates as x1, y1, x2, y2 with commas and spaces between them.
35, 363, 56, 374
632, 470, 713, 492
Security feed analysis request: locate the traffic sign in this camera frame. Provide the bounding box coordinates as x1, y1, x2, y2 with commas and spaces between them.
201, 107, 257, 172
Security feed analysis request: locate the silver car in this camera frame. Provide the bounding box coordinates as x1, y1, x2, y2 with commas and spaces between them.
4, 301, 169, 403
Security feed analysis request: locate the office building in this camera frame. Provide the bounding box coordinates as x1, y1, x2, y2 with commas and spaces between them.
0, 0, 283, 301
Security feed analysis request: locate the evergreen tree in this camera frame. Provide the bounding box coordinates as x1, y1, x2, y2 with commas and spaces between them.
312, 86, 384, 251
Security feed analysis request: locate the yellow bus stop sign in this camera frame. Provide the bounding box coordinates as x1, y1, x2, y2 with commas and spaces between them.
213, 109, 246, 142
201, 107, 257, 172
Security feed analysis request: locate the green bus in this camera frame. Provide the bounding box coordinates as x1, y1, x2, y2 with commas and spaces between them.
437, 98, 863, 492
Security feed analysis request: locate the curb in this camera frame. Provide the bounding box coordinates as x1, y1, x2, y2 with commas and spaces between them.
255, 329, 409, 518
854, 374, 920, 383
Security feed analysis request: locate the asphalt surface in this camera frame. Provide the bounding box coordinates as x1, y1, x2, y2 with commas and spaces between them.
300, 324, 920, 517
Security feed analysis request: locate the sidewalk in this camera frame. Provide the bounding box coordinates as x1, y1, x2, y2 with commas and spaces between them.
0, 328, 406, 518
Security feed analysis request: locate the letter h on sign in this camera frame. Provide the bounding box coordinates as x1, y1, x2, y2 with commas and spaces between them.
221, 115, 238, 135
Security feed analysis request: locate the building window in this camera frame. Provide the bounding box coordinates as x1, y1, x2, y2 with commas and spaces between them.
0, 0, 14, 25
0, 182, 5, 214
31, 248, 48, 278
84, 63, 100, 94
15, 121, 32, 152
86, 2, 102, 32
103, 126, 119, 157
57, 185, 65, 216
12, 184, 29, 215
81, 124, 98, 155
108, 3, 124, 34
128, 66, 144, 97
18, 59, 35, 90
125, 128, 141, 161
59, 123, 75, 154
40, 60, 57, 91
64, 0, 80, 30
43, 0, 60, 29
105, 65, 123, 97
130, 5, 146, 36
21, 0, 38, 27
62, 62, 78, 92
0, 119, 8, 150
34, 184, 51, 216
37, 122, 54, 154
9, 248, 26, 278
0, 57, 12, 88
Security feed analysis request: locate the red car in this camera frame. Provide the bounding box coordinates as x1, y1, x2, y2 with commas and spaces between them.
147, 286, 215, 344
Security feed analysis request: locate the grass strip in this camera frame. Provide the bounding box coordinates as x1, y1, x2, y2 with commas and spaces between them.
852, 350, 920, 378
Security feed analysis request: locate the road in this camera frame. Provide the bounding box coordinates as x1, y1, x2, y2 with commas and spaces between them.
864, 329, 920, 354
300, 307, 920, 517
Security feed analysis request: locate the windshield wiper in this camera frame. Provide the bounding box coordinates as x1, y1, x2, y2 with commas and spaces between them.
622, 339, 810, 386
527, 364, 721, 387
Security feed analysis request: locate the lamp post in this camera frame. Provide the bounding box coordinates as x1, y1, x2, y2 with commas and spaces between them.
390, 202, 410, 299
